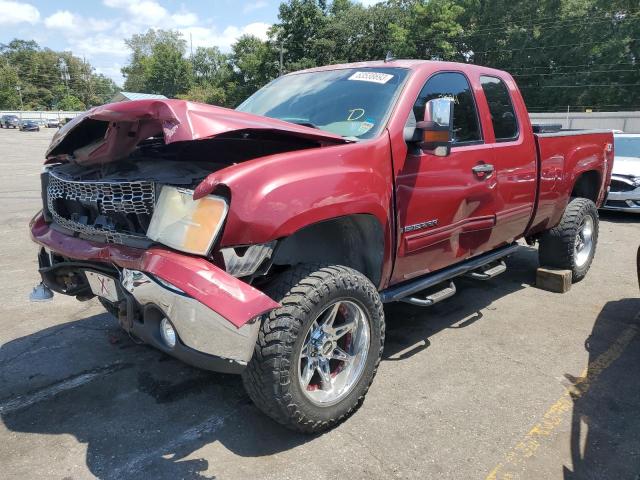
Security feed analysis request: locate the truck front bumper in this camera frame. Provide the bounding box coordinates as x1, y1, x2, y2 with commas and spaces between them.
602, 175, 640, 213
30, 213, 279, 373
602, 188, 640, 213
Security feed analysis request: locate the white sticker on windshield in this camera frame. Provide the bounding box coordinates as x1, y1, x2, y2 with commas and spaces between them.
348, 71, 394, 84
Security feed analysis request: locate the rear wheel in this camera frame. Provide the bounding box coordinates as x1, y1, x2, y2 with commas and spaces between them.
242, 264, 385, 433
538, 197, 599, 282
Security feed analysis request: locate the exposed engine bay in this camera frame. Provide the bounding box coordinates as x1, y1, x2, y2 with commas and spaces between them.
42, 130, 325, 248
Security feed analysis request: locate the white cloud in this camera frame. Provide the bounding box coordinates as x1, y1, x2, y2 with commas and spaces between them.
171, 12, 198, 27
44, 10, 74, 29
356, 0, 384, 6
243, 1, 269, 14
74, 34, 128, 58
179, 22, 270, 52
0, 1, 40, 25
94, 62, 125, 85
103, 0, 182, 27
34, 2, 273, 86
44, 10, 113, 38
243, 22, 270, 40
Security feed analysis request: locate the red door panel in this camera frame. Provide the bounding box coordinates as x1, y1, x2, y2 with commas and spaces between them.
392, 142, 497, 282
477, 74, 538, 247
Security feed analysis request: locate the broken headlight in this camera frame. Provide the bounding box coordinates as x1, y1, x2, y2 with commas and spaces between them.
147, 186, 228, 255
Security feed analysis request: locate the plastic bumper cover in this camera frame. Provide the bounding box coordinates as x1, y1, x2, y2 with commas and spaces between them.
603, 188, 640, 212
30, 213, 280, 372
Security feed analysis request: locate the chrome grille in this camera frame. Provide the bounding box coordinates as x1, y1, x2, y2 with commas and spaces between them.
47, 172, 155, 244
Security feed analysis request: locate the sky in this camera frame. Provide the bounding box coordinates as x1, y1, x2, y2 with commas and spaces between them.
0, 0, 380, 87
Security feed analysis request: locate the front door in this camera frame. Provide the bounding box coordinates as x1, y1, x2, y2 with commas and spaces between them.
392, 72, 497, 283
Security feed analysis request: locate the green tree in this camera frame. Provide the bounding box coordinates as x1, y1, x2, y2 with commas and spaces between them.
145, 41, 192, 97
192, 47, 232, 86
0, 38, 119, 110
388, 0, 464, 60
121, 29, 187, 93
229, 35, 278, 105
57, 94, 85, 111
0, 64, 20, 109
177, 84, 227, 105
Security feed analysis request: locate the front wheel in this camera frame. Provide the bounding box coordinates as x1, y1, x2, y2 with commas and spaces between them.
538, 197, 599, 282
242, 264, 385, 433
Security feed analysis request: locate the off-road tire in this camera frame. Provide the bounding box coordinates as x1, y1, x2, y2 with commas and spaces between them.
538, 197, 599, 282
242, 264, 385, 433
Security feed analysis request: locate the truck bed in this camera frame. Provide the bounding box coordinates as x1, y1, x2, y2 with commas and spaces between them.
526, 129, 614, 235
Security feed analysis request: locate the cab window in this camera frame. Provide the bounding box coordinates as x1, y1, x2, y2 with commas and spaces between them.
411, 72, 482, 144
480, 76, 519, 141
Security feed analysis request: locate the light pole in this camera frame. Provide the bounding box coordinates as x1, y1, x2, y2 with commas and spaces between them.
16, 85, 23, 117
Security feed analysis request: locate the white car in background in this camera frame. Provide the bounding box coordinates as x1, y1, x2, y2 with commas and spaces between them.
602, 133, 640, 213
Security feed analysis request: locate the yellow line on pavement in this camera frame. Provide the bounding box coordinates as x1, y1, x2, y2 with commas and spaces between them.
485, 320, 639, 480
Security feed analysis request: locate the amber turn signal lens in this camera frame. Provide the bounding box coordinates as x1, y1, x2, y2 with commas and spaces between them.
147, 186, 228, 256
422, 130, 450, 143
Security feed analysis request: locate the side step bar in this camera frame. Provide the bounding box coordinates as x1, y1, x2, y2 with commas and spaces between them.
401, 281, 456, 307
380, 244, 519, 303
466, 261, 507, 280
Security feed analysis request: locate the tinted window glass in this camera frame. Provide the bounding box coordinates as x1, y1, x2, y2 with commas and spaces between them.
412, 72, 481, 144
237, 67, 409, 140
481, 76, 518, 141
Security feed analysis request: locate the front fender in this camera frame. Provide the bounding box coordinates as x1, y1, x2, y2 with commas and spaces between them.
196, 136, 395, 248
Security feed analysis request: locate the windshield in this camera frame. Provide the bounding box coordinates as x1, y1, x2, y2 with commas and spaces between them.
237, 67, 409, 140
614, 136, 640, 158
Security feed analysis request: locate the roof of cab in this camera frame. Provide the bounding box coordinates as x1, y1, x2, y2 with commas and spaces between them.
289, 59, 511, 79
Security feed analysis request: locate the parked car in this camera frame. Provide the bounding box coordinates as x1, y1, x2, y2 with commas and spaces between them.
46, 119, 61, 128
1, 114, 20, 128
601, 133, 640, 212
29, 60, 613, 432
19, 120, 40, 131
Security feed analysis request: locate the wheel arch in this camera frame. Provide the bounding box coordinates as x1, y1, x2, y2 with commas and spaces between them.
571, 169, 601, 203
272, 214, 385, 288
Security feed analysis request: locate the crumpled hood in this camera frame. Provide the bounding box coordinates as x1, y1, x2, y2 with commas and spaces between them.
612, 156, 640, 177
46, 99, 347, 164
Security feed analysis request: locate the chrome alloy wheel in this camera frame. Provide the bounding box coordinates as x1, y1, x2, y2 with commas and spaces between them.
574, 215, 594, 268
298, 300, 371, 406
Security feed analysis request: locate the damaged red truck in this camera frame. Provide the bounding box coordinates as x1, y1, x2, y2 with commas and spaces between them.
29, 60, 613, 432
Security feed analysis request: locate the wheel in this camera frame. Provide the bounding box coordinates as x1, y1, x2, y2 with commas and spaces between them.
242, 264, 385, 433
538, 197, 599, 282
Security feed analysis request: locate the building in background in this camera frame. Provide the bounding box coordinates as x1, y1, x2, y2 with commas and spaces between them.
110, 92, 168, 103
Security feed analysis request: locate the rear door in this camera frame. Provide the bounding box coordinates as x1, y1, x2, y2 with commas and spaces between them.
477, 75, 537, 246
392, 71, 497, 283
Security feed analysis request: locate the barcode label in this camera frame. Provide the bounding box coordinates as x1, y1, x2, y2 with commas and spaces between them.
348, 72, 394, 84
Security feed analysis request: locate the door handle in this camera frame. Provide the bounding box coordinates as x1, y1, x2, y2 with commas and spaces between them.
472, 163, 494, 178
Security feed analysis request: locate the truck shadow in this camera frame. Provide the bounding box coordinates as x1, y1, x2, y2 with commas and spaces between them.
382, 244, 538, 360
0, 312, 314, 479
598, 210, 640, 224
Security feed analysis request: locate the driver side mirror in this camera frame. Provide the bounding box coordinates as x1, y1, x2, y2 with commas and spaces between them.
416, 98, 454, 157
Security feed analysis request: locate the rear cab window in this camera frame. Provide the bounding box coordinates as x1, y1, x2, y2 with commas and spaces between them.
480, 76, 519, 142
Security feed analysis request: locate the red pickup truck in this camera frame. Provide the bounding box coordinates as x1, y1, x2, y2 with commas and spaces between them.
30, 60, 612, 432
